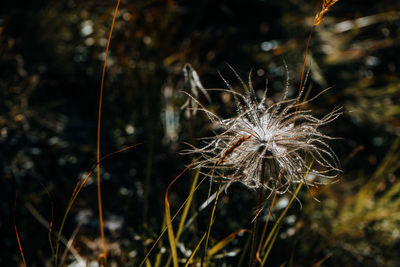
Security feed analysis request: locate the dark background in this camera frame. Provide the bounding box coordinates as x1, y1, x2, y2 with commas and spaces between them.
1, 0, 400, 266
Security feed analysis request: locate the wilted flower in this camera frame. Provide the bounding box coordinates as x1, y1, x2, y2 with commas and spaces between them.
185, 68, 341, 197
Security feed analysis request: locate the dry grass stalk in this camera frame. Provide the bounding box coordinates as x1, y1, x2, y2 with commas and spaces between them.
314, 0, 339, 26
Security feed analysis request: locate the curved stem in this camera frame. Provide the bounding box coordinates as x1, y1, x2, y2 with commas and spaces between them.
96, 0, 121, 264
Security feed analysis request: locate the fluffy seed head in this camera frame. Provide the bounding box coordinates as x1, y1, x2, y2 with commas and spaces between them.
185, 68, 341, 197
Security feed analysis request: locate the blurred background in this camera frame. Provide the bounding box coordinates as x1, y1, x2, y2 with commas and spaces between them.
1, 0, 400, 266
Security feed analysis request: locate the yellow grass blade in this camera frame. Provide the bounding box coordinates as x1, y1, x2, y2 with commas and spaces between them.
260, 161, 314, 265
139, 165, 208, 267
207, 229, 249, 258
164, 169, 183, 267
202, 182, 223, 265
262, 222, 280, 264
261, 182, 303, 265
378, 180, 400, 206
256, 191, 278, 263
165, 169, 201, 267
165, 201, 179, 267
176, 169, 200, 241
185, 232, 206, 267
141, 148, 238, 266
355, 135, 400, 213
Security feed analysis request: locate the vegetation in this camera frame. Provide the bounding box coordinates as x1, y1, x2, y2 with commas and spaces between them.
1, 0, 400, 266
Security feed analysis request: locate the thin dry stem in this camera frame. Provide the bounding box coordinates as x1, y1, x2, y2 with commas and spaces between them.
96, 0, 121, 263
314, 0, 339, 26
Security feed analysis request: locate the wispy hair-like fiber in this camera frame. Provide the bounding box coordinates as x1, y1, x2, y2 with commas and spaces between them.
183, 66, 341, 197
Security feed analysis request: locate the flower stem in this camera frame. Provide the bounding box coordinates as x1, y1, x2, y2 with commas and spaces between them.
249, 159, 266, 266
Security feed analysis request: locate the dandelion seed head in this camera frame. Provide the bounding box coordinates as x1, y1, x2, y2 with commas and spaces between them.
184, 67, 341, 197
